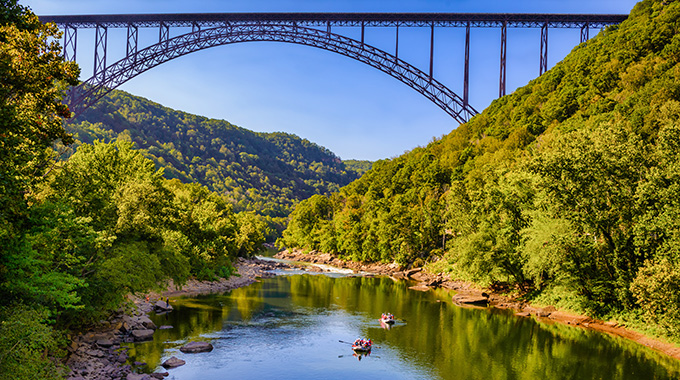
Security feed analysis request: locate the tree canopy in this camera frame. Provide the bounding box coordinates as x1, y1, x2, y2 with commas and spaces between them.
279, 0, 680, 341
66, 90, 369, 238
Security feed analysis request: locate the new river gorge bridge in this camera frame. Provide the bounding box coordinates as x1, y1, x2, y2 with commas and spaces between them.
39, 13, 628, 124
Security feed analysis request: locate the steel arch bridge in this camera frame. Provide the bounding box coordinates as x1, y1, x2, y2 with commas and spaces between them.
40, 13, 628, 123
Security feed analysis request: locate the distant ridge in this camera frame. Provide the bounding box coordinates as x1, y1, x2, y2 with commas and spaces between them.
67, 89, 367, 227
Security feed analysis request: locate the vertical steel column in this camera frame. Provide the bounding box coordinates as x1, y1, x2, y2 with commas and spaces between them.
361, 21, 365, 45
159, 22, 169, 46
499, 20, 507, 97
192, 21, 201, 34
63, 24, 77, 62
395, 23, 399, 61
93, 24, 107, 78
464, 22, 470, 107
580, 22, 590, 43
327, 21, 331, 37
429, 23, 434, 79
126, 23, 138, 61
539, 22, 548, 75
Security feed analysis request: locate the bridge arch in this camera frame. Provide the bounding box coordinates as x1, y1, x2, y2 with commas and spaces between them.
70, 23, 479, 123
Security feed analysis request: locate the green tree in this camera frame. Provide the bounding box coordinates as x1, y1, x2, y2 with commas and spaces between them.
0, 1, 79, 377
235, 212, 269, 257
530, 124, 649, 311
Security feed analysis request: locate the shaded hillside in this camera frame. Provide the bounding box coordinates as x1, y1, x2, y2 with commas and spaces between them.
67, 90, 365, 223
280, 0, 680, 341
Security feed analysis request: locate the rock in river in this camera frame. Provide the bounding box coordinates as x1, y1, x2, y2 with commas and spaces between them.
131, 329, 155, 341
452, 294, 489, 306
179, 341, 214, 353
154, 300, 173, 312
161, 356, 186, 368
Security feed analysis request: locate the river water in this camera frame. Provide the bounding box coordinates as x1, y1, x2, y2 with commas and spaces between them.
127, 270, 680, 380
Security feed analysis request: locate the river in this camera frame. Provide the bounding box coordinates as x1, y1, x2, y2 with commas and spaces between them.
126, 269, 680, 379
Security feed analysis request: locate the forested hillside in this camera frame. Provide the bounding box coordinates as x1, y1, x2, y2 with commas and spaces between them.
67, 90, 364, 235
0, 3, 268, 377
280, 0, 680, 341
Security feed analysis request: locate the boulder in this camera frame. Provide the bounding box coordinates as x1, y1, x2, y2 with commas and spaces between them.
137, 315, 157, 330
524, 306, 555, 318
96, 339, 114, 348
452, 294, 489, 306
158, 325, 174, 330
161, 356, 186, 368
405, 267, 422, 277
408, 284, 431, 292
127, 374, 151, 380
179, 341, 214, 353
85, 349, 106, 358
154, 300, 173, 312
131, 329, 155, 341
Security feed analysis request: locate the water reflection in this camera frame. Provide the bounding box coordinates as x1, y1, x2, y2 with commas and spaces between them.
127, 275, 680, 380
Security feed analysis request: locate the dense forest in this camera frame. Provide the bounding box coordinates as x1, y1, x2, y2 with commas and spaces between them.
67, 91, 369, 237
280, 0, 680, 342
0, 3, 265, 378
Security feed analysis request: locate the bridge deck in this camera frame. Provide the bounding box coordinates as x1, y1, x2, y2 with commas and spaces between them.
40, 12, 627, 29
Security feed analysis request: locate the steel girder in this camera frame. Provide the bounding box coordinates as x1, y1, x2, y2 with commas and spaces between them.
63, 25, 77, 62
93, 24, 107, 77
40, 13, 627, 29
68, 23, 479, 124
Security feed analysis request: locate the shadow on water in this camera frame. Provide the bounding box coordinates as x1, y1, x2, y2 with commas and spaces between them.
126, 275, 680, 380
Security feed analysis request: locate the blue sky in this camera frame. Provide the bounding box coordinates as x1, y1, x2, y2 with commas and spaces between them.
26, 0, 640, 160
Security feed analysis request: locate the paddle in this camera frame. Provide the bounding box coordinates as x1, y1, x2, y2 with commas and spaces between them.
338, 354, 381, 359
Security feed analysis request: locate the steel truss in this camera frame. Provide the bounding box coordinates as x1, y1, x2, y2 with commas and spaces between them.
41, 12, 627, 122
69, 23, 479, 123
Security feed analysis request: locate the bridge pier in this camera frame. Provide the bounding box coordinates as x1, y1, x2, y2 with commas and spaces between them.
581, 22, 590, 43
499, 21, 507, 98
464, 22, 470, 107
540, 22, 548, 75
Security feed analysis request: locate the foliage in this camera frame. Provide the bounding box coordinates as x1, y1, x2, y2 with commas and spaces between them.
0, 0, 78, 305
343, 159, 373, 176
631, 259, 680, 336
0, 306, 66, 380
280, 0, 680, 339
66, 89, 365, 229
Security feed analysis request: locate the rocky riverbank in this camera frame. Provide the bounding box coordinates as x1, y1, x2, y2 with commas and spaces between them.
275, 249, 680, 361
64, 251, 680, 379
64, 257, 291, 380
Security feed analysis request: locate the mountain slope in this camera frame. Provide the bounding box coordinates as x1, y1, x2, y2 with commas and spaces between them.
279, 0, 680, 339
67, 89, 364, 224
